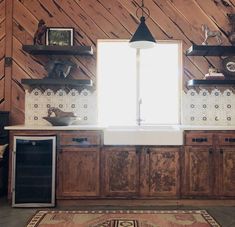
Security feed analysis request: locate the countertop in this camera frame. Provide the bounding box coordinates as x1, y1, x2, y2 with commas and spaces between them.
4, 125, 235, 131
4, 125, 105, 131
179, 125, 235, 130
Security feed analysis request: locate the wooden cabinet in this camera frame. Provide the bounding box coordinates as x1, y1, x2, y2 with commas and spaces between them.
57, 131, 101, 198
183, 131, 235, 198
183, 146, 214, 196
140, 147, 180, 197
102, 146, 180, 198
216, 133, 235, 196
57, 147, 100, 197
101, 147, 139, 197
218, 147, 235, 196
183, 132, 215, 197
8, 129, 235, 200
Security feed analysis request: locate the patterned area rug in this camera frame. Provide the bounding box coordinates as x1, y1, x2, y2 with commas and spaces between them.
27, 210, 220, 227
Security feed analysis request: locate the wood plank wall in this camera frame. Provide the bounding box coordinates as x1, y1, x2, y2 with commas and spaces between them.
0, 0, 6, 111
0, 0, 234, 124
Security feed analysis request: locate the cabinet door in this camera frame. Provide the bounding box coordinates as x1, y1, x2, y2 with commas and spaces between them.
183, 146, 214, 196
101, 147, 139, 197
218, 147, 235, 196
57, 147, 100, 197
141, 147, 180, 197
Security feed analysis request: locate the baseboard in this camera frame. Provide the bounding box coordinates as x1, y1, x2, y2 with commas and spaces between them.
57, 199, 235, 207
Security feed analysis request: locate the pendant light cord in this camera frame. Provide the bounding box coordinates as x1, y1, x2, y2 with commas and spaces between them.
136, 0, 150, 20
141, 0, 144, 17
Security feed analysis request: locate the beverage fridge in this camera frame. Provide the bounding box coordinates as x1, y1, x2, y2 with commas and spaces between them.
12, 136, 56, 207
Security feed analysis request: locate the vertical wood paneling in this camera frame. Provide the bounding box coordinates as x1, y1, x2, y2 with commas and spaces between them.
0, 0, 5, 110
0, 0, 234, 123
4, 0, 13, 112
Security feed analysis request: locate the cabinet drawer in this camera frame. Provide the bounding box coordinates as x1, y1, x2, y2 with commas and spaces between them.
60, 132, 100, 146
185, 133, 213, 145
217, 134, 235, 145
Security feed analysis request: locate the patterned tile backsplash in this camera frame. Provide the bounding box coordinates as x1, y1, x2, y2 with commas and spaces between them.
182, 88, 235, 125
25, 88, 97, 126
25, 87, 235, 126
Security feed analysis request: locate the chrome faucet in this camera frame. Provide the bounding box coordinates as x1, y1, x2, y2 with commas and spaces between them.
136, 98, 143, 126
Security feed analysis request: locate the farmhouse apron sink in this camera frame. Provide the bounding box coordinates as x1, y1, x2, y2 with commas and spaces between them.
104, 125, 183, 145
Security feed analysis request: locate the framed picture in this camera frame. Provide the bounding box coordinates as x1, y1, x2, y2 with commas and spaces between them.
46, 27, 74, 46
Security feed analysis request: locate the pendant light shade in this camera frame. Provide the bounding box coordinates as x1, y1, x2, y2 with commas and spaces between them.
129, 1, 156, 49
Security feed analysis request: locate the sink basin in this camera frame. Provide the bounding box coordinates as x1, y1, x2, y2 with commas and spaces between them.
104, 125, 183, 145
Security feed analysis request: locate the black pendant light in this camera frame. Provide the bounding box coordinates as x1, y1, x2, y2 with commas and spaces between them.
129, 0, 156, 49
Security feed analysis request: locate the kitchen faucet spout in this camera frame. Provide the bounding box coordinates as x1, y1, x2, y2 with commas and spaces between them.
136, 98, 143, 126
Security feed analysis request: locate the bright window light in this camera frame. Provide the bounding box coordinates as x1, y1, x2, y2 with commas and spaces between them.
140, 43, 180, 124
97, 40, 181, 126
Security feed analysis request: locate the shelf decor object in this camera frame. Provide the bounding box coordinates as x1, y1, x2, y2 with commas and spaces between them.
222, 56, 235, 77
201, 24, 222, 45
186, 44, 235, 56
22, 45, 93, 55
46, 27, 74, 46
43, 116, 78, 126
33, 19, 47, 45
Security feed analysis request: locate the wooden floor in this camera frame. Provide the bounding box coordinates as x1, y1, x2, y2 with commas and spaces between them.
1, 197, 235, 227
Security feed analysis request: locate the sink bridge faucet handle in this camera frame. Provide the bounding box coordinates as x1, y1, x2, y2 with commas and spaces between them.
136, 118, 144, 126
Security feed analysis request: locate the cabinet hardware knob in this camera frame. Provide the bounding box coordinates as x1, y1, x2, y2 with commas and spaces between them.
220, 149, 223, 154
146, 148, 150, 154
209, 148, 213, 154
225, 138, 235, 142
192, 138, 207, 143
72, 137, 88, 143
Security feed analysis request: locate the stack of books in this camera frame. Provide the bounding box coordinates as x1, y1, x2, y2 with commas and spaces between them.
204, 72, 225, 80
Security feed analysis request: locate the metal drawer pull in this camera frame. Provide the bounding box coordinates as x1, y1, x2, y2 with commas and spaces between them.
146, 148, 150, 154
72, 137, 88, 143
192, 138, 208, 142
225, 138, 235, 142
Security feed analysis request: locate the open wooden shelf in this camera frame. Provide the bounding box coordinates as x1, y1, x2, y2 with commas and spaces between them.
186, 44, 235, 56
22, 45, 93, 55
21, 78, 92, 86
187, 79, 235, 86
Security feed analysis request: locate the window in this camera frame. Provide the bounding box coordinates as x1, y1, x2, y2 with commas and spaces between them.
97, 40, 182, 126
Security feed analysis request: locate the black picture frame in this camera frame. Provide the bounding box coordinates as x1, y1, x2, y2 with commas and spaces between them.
46, 27, 74, 46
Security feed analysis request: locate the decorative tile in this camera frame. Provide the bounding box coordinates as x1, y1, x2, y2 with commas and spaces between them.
25, 88, 97, 126
182, 88, 235, 126
26, 87, 235, 126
